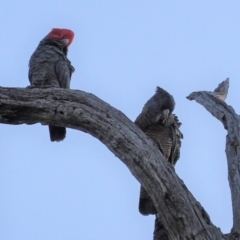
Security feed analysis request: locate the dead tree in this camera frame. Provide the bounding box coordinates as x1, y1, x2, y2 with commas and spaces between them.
0, 79, 238, 239
187, 78, 240, 240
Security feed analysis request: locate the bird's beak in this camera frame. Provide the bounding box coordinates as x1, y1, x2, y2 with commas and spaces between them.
61, 38, 69, 45
161, 109, 170, 123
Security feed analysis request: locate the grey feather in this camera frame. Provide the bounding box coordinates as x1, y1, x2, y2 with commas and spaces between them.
28, 32, 74, 141
135, 87, 183, 216
135, 87, 175, 130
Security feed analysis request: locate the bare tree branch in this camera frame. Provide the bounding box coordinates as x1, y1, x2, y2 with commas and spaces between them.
187, 78, 240, 238
0, 87, 225, 239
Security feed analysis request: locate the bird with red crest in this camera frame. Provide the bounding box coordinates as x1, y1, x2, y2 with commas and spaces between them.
28, 28, 75, 142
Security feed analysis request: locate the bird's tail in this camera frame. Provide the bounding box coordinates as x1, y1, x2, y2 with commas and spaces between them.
48, 125, 66, 142
139, 186, 157, 215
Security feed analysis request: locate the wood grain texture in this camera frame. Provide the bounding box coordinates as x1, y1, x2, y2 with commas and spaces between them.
0, 87, 227, 239
187, 79, 240, 239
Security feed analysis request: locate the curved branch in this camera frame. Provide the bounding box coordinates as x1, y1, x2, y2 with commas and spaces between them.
0, 87, 224, 239
187, 78, 240, 237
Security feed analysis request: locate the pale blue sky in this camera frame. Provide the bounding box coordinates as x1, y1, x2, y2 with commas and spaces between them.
1, 1, 239, 239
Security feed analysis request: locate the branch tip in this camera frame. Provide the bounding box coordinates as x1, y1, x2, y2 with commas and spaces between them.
186, 92, 197, 101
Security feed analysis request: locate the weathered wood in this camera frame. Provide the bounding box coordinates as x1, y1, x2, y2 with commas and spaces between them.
0, 87, 226, 239
187, 78, 240, 237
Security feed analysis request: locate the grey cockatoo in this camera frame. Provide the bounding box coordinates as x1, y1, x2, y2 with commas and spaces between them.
135, 87, 176, 130
135, 87, 183, 216
28, 28, 75, 142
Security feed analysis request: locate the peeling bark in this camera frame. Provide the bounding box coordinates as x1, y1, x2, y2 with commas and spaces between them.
0, 87, 229, 239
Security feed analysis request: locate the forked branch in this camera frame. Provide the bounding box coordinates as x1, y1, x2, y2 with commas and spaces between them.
0, 87, 226, 239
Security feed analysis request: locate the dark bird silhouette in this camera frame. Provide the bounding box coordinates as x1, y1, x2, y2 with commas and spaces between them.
28, 28, 75, 142
135, 86, 183, 216
135, 87, 175, 130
